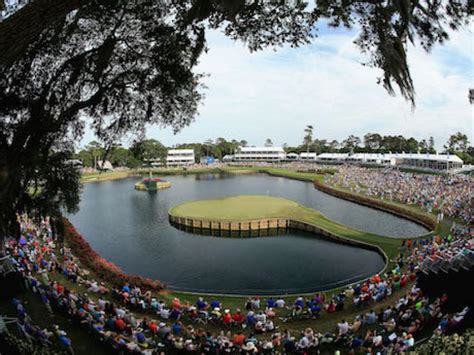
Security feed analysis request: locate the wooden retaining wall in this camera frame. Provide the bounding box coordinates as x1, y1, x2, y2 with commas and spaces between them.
168, 214, 388, 265
169, 215, 289, 232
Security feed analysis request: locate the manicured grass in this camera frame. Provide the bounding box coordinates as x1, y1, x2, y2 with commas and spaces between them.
80, 167, 226, 183
170, 195, 300, 220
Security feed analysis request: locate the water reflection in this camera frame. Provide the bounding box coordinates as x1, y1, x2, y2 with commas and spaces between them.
69, 174, 424, 294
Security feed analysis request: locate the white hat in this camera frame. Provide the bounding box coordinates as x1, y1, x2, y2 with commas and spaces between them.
242, 342, 257, 351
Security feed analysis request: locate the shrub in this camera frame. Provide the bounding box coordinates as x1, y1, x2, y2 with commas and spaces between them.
62, 219, 165, 292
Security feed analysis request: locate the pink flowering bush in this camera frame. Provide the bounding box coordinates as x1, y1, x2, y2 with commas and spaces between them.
63, 219, 165, 291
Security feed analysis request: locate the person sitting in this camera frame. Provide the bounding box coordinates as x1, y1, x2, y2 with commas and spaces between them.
222, 309, 232, 327
365, 310, 377, 325
115, 317, 126, 332
232, 309, 245, 326
121, 284, 131, 294
294, 297, 305, 309
171, 297, 181, 310
383, 318, 397, 332
246, 311, 256, 327
157, 322, 171, 339
255, 311, 266, 324
135, 328, 148, 346
254, 320, 264, 334
308, 301, 321, 318
210, 307, 221, 319
210, 300, 221, 310
150, 298, 159, 311
264, 319, 275, 332
351, 316, 362, 332
169, 307, 182, 320
148, 320, 158, 334
265, 307, 276, 318
172, 321, 183, 335
251, 297, 261, 309
336, 319, 349, 340
267, 297, 275, 309
325, 301, 337, 313
159, 307, 170, 320
196, 297, 208, 310
233, 331, 246, 347
274, 298, 285, 308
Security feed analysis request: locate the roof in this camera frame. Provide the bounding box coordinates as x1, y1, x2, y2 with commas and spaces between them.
238, 146, 285, 152
316, 152, 463, 163
317, 153, 348, 159
168, 149, 194, 154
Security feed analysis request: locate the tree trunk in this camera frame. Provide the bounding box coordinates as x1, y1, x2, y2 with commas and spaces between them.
0, 168, 22, 240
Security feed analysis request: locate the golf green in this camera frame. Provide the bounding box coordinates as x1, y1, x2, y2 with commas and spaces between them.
169, 195, 303, 220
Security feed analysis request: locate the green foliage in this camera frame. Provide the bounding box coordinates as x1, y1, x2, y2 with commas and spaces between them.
130, 139, 167, 166
415, 329, 474, 354
444, 132, 470, 153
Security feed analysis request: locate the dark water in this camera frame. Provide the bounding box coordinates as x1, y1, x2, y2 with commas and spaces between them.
69, 173, 426, 294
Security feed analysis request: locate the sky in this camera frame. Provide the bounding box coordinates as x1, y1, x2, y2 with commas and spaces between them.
81, 21, 474, 151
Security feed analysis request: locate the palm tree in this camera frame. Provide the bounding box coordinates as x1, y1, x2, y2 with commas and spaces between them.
304, 125, 314, 155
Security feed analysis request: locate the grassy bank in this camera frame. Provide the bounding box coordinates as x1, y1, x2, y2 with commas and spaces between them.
80, 167, 226, 183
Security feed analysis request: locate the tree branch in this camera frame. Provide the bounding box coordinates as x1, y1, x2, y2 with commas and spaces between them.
0, 0, 84, 67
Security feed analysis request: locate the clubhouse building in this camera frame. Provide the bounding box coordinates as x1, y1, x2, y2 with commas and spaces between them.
166, 149, 195, 167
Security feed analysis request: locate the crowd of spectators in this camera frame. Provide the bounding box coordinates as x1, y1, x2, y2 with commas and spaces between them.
326, 166, 473, 223
1, 214, 472, 353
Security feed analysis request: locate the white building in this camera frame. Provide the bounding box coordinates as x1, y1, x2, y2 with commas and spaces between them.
234, 147, 286, 162
395, 153, 463, 170
299, 152, 318, 161
316, 153, 348, 163
316, 152, 463, 171
166, 149, 195, 167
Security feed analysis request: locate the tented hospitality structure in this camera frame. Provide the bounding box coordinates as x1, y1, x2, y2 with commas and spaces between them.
234, 147, 286, 162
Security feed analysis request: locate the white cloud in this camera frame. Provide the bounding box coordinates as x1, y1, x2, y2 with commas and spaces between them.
87, 24, 474, 150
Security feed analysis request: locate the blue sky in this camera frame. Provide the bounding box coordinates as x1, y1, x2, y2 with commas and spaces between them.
81, 21, 473, 151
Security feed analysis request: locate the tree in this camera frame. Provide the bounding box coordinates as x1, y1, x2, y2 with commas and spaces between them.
1, 1, 471, 104
428, 136, 436, 153
363, 133, 382, 152
418, 139, 428, 153
328, 140, 339, 152
239, 140, 248, 148
444, 132, 470, 153
342, 135, 361, 152
86, 141, 104, 170
109, 145, 140, 168
203, 139, 214, 157
0, 1, 204, 235
303, 125, 314, 154
130, 139, 167, 166
264, 138, 273, 147
405, 137, 419, 152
